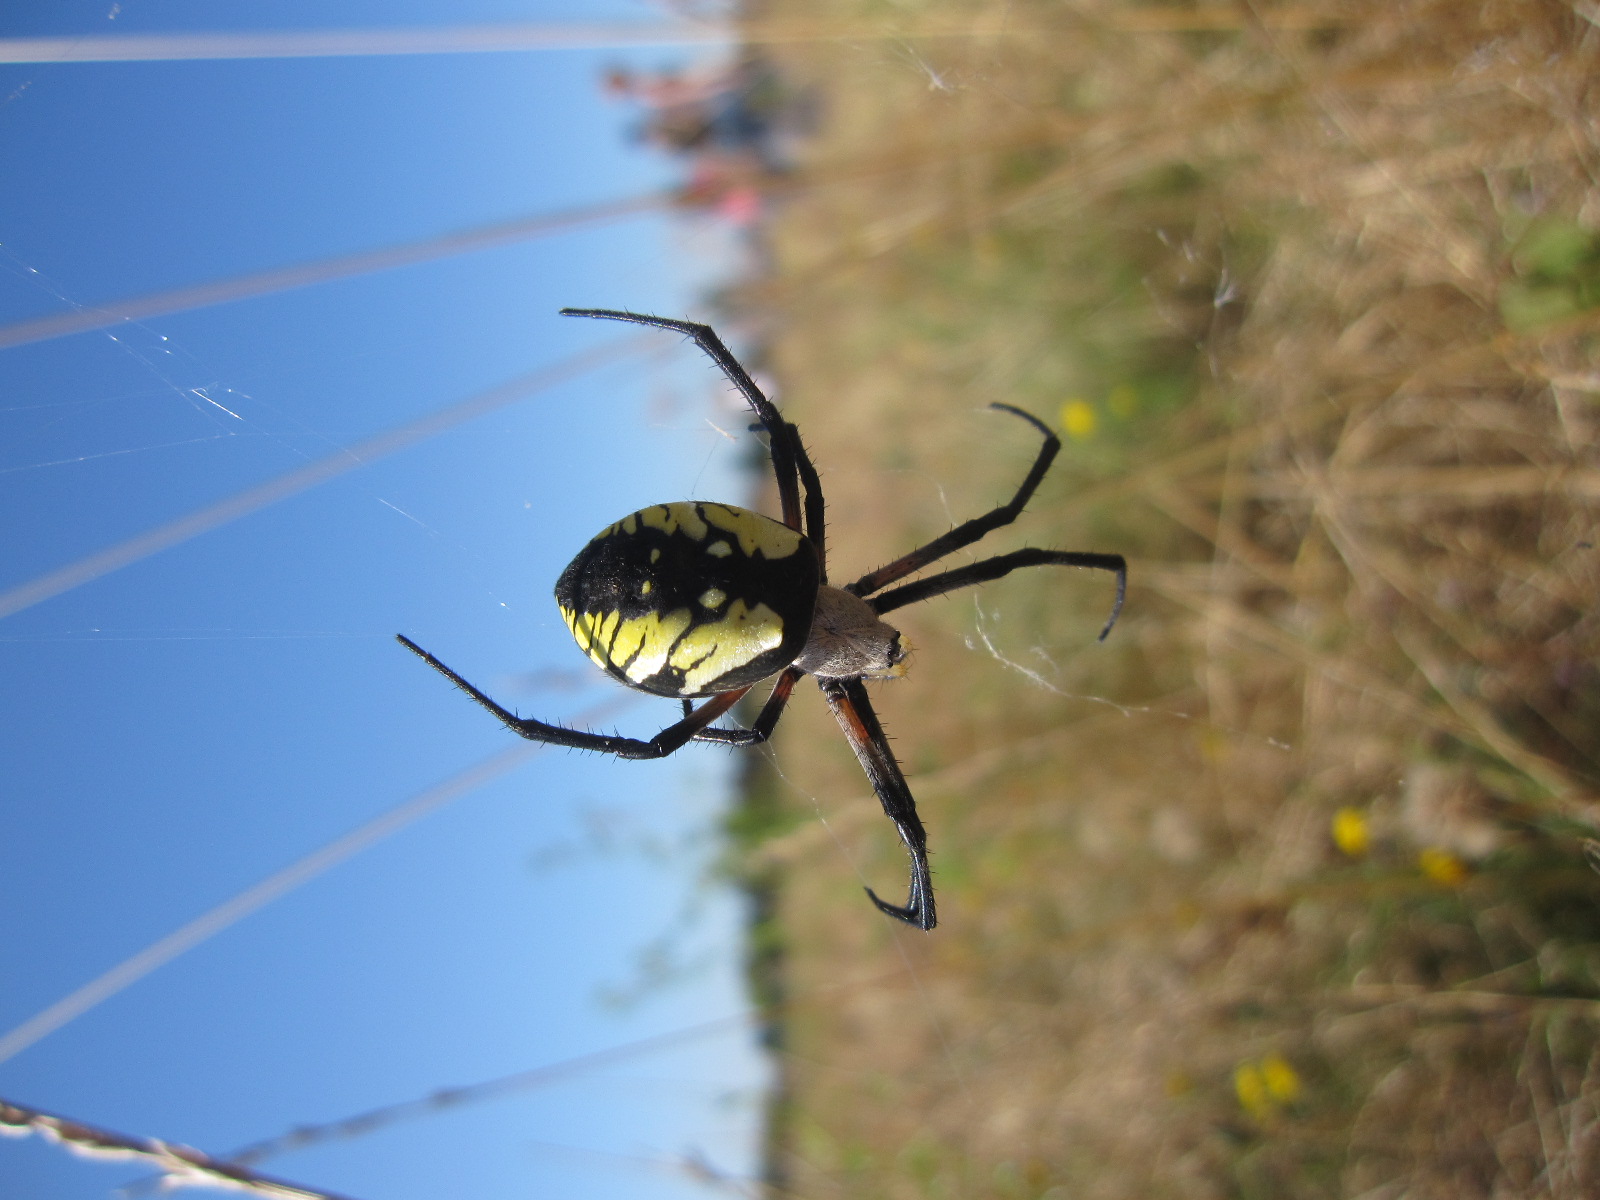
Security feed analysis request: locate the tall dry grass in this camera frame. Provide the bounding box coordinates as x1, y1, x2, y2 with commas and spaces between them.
721, 1, 1600, 1196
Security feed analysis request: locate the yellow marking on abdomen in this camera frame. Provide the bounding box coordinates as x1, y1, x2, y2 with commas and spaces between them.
638, 502, 709, 541
701, 503, 802, 558
610, 609, 693, 683
561, 605, 595, 652
562, 604, 693, 681
668, 599, 785, 692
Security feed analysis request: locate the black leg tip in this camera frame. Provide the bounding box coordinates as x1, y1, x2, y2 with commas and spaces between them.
864, 886, 937, 931
986, 402, 1055, 441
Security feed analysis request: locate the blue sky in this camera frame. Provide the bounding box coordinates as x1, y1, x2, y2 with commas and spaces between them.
1, 3, 773, 1198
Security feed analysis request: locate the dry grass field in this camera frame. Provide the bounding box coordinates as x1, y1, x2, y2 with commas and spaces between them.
717, 1, 1600, 1196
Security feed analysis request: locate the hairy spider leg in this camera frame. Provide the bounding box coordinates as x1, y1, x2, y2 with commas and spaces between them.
694, 666, 935, 929
843, 402, 1126, 638
397, 634, 750, 757
821, 677, 935, 930
786, 418, 827, 580
559, 309, 825, 548
847, 404, 1059, 595
873, 549, 1127, 641
691, 665, 804, 748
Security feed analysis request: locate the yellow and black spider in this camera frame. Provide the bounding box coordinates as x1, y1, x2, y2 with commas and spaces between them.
398, 308, 1126, 930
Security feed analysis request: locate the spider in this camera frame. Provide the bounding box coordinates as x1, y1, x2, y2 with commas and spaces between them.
398, 308, 1126, 930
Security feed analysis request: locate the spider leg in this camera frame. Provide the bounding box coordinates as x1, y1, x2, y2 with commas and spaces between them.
871, 548, 1127, 640
693, 665, 804, 746
397, 635, 747, 758
846, 403, 1061, 598
819, 677, 936, 931
560, 309, 824, 547
787, 420, 829, 581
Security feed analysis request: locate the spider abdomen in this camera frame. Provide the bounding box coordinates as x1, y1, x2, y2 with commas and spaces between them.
555, 501, 820, 698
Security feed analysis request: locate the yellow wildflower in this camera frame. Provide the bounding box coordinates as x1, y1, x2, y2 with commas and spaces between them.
1235, 1053, 1302, 1119
1419, 846, 1467, 886
1260, 1053, 1302, 1104
1234, 1062, 1271, 1120
1059, 399, 1097, 440
1331, 807, 1370, 857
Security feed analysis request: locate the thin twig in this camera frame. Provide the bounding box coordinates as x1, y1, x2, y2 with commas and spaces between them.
0, 1098, 366, 1200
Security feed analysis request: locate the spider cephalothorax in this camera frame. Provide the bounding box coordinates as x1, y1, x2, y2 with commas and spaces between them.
399, 308, 1126, 930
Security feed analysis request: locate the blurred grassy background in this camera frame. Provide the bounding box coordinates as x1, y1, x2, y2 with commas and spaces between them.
718, 2, 1600, 1196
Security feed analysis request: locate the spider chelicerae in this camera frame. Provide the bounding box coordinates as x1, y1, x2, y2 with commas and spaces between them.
398, 308, 1126, 930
